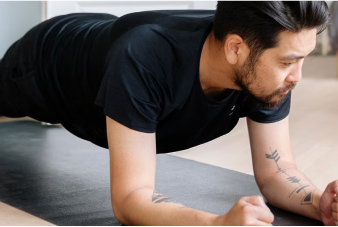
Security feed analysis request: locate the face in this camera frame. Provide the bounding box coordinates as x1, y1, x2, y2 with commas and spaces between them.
234, 29, 317, 108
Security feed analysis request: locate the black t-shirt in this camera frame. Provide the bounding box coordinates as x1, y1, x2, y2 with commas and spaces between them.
94, 10, 291, 153
2, 11, 291, 153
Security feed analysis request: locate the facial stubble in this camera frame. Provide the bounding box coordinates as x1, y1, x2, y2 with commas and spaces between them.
234, 58, 296, 108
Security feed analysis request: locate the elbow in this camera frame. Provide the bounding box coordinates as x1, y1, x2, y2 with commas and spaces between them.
254, 174, 278, 208
255, 170, 281, 198
110, 187, 153, 225
256, 175, 271, 196
111, 195, 126, 224
111, 189, 136, 225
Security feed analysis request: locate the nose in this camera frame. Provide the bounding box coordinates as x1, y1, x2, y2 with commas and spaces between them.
286, 64, 302, 83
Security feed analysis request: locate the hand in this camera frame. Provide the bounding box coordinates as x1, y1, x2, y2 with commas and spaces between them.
215, 196, 274, 226
319, 180, 338, 226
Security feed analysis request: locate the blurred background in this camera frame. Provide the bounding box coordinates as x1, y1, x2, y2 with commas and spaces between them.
0, 1, 217, 58
0, 1, 335, 58
0, 1, 337, 191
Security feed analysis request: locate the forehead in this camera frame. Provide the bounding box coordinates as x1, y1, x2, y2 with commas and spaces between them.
267, 29, 317, 57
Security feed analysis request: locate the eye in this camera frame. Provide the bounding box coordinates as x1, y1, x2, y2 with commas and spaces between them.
283, 62, 293, 67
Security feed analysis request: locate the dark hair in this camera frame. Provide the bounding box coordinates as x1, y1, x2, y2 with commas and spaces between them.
214, 1, 331, 63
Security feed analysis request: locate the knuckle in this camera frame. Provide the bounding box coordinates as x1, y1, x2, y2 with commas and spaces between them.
270, 213, 275, 222
329, 180, 338, 191
239, 196, 248, 202
333, 212, 338, 220
242, 205, 254, 215
332, 202, 338, 212
266, 211, 274, 220
256, 195, 264, 200
253, 195, 264, 203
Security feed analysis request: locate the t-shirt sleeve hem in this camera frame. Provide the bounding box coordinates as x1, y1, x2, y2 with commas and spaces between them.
100, 105, 157, 133
248, 111, 289, 124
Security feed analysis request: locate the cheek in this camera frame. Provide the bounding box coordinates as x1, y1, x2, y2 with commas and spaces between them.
255, 64, 285, 89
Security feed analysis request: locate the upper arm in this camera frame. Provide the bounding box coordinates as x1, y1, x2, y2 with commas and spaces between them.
106, 116, 156, 218
247, 116, 297, 188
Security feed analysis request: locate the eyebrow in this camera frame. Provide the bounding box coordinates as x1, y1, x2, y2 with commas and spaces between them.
280, 54, 306, 60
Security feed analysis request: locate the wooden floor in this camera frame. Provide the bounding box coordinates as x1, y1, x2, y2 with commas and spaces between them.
0, 55, 337, 225
0, 202, 54, 226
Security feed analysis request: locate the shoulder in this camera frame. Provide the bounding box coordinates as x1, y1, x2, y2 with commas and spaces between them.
110, 10, 214, 48
104, 25, 173, 83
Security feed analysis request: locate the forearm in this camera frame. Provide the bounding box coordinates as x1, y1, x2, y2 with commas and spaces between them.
260, 165, 323, 221
116, 188, 220, 225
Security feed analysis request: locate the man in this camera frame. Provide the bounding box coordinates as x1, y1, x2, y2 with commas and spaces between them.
0, 1, 337, 226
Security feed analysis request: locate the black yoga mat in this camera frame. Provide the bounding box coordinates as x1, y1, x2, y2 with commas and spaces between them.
0, 121, 323, 225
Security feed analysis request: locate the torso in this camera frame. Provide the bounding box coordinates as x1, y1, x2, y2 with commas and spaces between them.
4, 11, 266, 152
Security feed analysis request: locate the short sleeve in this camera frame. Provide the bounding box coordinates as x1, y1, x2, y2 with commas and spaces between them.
247, 91, 291, 123
94, 34, 163, 133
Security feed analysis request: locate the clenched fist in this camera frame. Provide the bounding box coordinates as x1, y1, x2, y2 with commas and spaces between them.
215, 196, 274, 226
319, 180, 338, 226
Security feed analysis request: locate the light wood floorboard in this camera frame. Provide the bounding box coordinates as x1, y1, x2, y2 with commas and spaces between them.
0, 202, 54, 226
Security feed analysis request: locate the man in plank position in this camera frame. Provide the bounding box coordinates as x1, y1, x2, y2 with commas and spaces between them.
0, 1, 337, 226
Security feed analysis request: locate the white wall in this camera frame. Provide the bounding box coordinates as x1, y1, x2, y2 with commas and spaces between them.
46, 1, 217, 19
0, 1, 42, 58
326, 1, 333, 7
0, 0, 332, 58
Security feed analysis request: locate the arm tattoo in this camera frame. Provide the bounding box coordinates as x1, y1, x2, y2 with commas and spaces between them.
265, 148, 314, 205
152, 191, 173, 203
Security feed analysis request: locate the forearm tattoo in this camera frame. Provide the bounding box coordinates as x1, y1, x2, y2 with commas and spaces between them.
265, 148, 314, 205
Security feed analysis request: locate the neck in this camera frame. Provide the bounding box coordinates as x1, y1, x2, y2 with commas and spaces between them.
199, 31, 236, 94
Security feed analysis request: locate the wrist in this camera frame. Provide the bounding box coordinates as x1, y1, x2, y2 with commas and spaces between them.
312, 189, 323, 221
188, 208, 221, 226
212, 214, 225, 226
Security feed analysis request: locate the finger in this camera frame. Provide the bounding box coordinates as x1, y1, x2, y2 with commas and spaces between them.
243, 196, 270, 210
332, 202, 338, 212
326, 181, 338, 194
333, 212, 338, 221
335, 195, 338, 203
254, 206, 275, 224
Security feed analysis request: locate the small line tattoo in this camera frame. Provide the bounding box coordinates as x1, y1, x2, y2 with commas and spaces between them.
296, 185, 309, 193
152, 191, 172, 203
265, 148, 314, 205
290, 186, 301, 196
265, 149, 281, 171
287, 176, 301, 184
275, 156, 280, 162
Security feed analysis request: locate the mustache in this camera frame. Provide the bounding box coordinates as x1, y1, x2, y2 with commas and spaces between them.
276, 82, 297, 93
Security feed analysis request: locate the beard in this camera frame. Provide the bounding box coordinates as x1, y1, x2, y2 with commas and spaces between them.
234, 58, 296, 108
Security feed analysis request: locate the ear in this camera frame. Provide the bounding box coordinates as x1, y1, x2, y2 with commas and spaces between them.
224, 34, 249, 65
